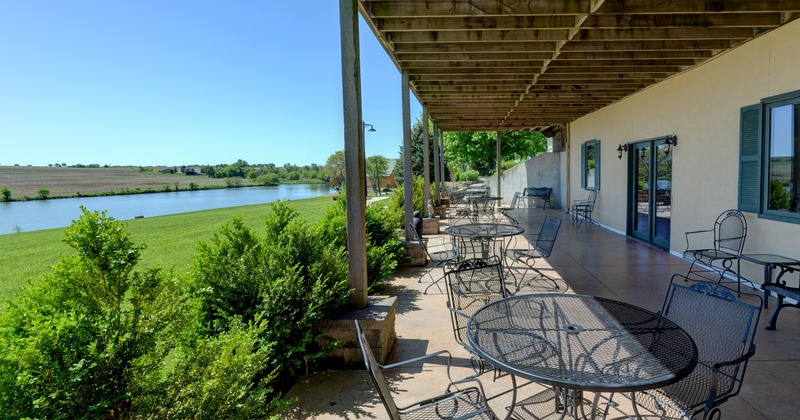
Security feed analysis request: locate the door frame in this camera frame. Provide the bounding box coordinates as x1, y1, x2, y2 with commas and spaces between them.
626, 136, 672, 249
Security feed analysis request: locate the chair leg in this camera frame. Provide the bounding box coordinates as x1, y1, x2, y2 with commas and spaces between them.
512, 259, 560, 292
422, 267, 447, 295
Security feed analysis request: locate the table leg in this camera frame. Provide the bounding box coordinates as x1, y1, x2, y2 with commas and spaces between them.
764, 264, 772, 309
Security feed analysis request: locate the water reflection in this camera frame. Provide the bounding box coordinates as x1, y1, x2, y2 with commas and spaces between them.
0, 184, 332, 235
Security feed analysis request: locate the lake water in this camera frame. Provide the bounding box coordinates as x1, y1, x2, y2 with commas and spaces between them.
0, 184, 333, 235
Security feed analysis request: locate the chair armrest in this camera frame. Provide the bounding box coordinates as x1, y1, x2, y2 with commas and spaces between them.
685, 228, 713, 236
380, 349, 452, 370
712, 343, 756, 370
705, 343, 756, 412
685, 228, 714, 252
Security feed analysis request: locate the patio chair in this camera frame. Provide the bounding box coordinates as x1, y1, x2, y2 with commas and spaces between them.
447, 190, 473, 223
409, 222, 459, 295
504, 216, 562, 292
497, 192, 521, 224
444, 257, 510, 376
571, 190, 597, 226
628, 274, 762, 420
683, 209, 747, 291
355, 320, 498, 420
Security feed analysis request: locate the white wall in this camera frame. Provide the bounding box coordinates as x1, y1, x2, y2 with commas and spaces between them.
568, 19, 800, 280
482, 151, 564, 208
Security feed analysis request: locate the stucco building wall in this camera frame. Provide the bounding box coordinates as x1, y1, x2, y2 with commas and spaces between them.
567, 18, 800, 280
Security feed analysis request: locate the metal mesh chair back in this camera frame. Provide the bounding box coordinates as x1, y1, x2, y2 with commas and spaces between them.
407, 222, 432, 259
715, 209, 747, 255
584, 190, 598, 209
534, 217, 562, 257
445, 257, 508, 350
355, 320, 401, 420
509, 191, 520, 210
653, 278, 762, 415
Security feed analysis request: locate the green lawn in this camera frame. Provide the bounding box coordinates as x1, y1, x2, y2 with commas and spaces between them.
0, 196, 336, 302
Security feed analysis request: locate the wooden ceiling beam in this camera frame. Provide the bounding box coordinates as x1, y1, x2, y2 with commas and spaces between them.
364, 1, 591, 18
394, 41, 559, 53
375, 15, 580, 31
595, 1, 800, 14
404, 60, 545, 69
559, 39, 734, 51
410, 73, 535, 81
398, 52, 554, 61
408, 67, 541, 75
574, 27, 758, 41
583, 12, 784, 28
388, 29, 571, 43
557, 50, 712, 60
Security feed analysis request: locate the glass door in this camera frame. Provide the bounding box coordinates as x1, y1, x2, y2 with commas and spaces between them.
629, 138, 672, 249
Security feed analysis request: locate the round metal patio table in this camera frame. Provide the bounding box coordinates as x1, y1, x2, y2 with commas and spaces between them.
467, 294, 698, 418
443, 223, 524, 260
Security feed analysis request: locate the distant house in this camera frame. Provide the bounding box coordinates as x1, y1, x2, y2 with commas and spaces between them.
183, 167, 198, 175
161, 168, 174, 174
367, 173, 397, 191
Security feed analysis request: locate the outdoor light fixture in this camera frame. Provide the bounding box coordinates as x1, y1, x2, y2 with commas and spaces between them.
664, 135, 678, 155
616, 144, 628, 160
362, 121, 376, 201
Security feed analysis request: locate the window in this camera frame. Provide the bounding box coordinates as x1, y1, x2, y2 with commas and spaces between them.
581, 139, 600, 190
739, 89, 800, 222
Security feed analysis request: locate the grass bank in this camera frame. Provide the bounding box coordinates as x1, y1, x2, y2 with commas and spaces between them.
0, 195, 335, 303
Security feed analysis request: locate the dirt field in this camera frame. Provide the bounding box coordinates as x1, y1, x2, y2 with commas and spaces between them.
0, 166, 229, 198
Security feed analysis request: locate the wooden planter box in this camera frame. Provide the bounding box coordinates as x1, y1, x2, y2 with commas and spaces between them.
315, 296, 398, 368
422, 217, 440, 234
431, 206, 447, 220
400, 240, 427, 267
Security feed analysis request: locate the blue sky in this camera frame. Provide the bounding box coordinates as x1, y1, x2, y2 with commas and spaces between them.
0, 1, 421, 167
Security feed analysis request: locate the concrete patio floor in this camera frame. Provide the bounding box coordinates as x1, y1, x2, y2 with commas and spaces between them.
284, 208, 800, 419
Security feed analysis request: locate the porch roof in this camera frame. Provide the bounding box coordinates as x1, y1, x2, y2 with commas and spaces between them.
358, 0, 800, 132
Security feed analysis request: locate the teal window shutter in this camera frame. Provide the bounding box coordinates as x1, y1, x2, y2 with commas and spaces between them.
738, 104, 762, 213
580, 142, 587, 188
595, 141, 601, 191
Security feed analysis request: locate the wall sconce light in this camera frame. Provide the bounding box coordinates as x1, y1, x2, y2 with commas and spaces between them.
664, 135, 678, 155
616, 144, 628, 160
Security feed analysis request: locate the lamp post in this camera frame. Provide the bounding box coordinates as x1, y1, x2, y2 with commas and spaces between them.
362, 122, 376, 200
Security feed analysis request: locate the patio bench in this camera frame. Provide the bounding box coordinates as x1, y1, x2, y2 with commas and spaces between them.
523, 186, 552, 209
763, 282, 800, 330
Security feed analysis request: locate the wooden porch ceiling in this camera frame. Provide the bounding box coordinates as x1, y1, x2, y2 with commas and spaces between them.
358, 0, 800, 132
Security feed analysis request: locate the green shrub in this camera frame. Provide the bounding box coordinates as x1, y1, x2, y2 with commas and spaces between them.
1, 187, 10, 201
141, 318, 290, 419
258, 172, 280, 186
385, 176, 429, 229
0, 207, 187, 418
36, 188, 50, 199
192, 201, 350, 389
769, 179, 792, 210
458, 169, 480, 182
318, 195, 405, 289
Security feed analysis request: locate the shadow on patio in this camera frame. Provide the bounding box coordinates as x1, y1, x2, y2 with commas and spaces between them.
284, 208, 800, 419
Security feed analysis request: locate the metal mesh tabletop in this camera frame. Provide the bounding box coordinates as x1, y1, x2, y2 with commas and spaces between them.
467, 294, 698, 392
443, 223, 524, 239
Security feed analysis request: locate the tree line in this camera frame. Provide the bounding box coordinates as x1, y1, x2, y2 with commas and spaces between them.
324, 114, 549, 191
199, 160, 326, 186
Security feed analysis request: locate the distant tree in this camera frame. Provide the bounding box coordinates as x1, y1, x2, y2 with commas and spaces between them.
325, 151, 346, 191
257, 173, 280, 186
444, 131, 547, 176
366, 155, 390, 195
394, 114, 451, 185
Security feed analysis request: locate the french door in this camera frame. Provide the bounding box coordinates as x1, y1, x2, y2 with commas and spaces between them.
628, 138, 672, 249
